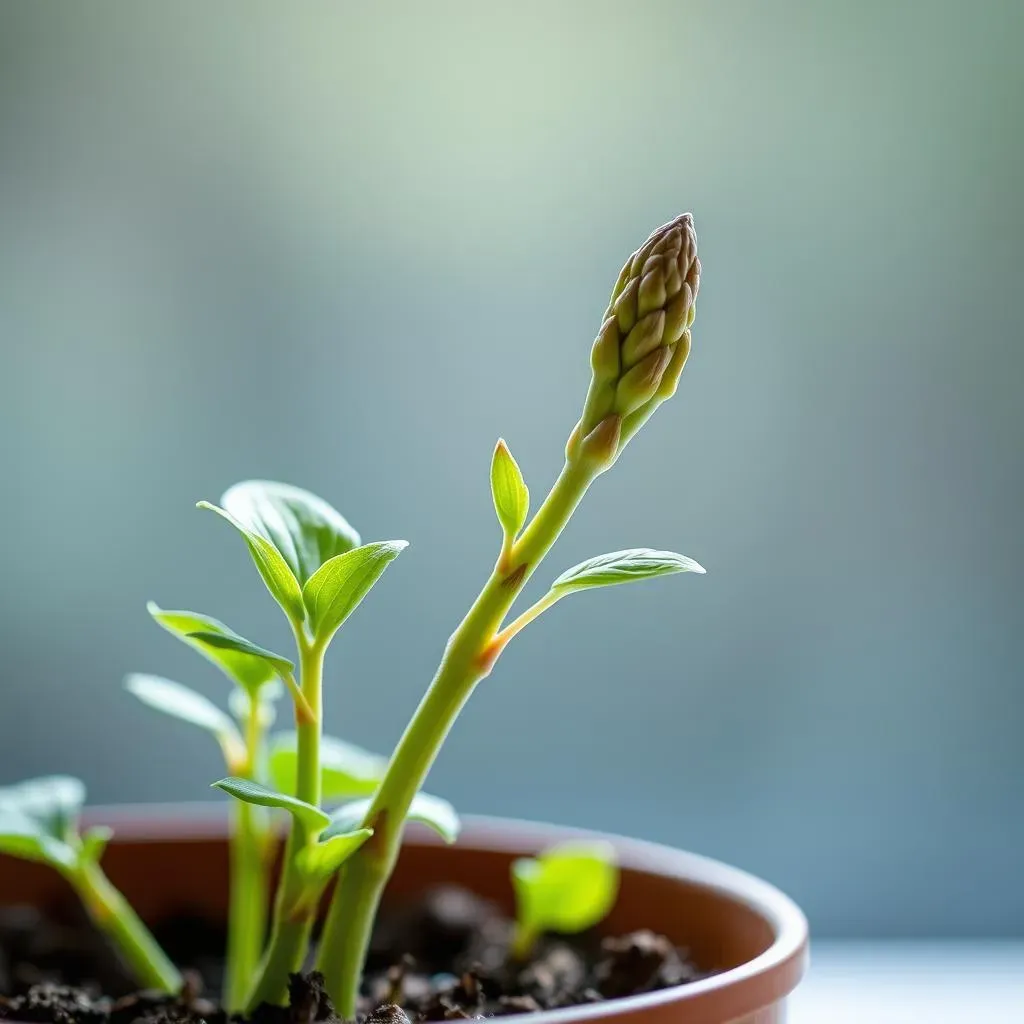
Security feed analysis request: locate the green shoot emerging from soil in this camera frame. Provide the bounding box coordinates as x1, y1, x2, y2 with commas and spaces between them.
0, 777, 181, 993
192, 482, 414, 1011
510, 841, 620, 960
0, 213, 703, 1017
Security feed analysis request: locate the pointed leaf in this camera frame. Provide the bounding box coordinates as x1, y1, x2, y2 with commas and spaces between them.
198, 501, 305, 621
0, 776, 85, 842
125, 673, 238, 736
268, 733, 386, 801
222, 481, 361, 585
125, 674, 245, 768
212, 777, 330, 833
302, 540, 408, 642
147, 603, 279, 693
550, 549, 706, 596
186, 630, 294, 682
323, 792, 459, 845
295, 827, 373, 883
491, 439, 529, 540
512, 840, 619, 939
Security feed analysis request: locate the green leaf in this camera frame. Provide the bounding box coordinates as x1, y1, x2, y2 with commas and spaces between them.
550, 548, 706, 596
198, 501, 306, 622
0, 808, 78, 871
268, 733, 386, 801
125, 674, 245, 768
512, 841, 619, 944
301, 541, 408, 642
186, 630, 294, 682
212, 777, 330, 833
295, 827, 373, 883
322, 792, 460, 844
80, 825, 114, 863
490, 439, 529, 540
222, 481, 361, 585
0, 776, 85, 842
147, 603, 279, 693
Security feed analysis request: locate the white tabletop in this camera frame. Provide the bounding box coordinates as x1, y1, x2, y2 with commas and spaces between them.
790, 941, 1024, 1023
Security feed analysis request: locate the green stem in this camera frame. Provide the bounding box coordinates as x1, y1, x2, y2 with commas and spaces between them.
224, 693, 272, 1012
317, 458, 596, 1015
73, 859, 183, 993
510, 922, 538, 962
245, 634, 325, 1011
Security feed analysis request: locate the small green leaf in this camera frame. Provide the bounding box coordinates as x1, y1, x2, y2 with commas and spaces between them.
268, 733, 386, 801
186, 630, 294, 681
198, 501, 306, 622
551, 549, 706, 596
125, 674, 245, 768
0, 781, 85, 872
0, 776, 85, 843
301, 540, 408, 642
125, 674, 238, 737
80, 825, 114, 863
295, 827, 373, 883
511, 841, 619, 953
490, 439, 529, 540
0, 808, 78, 871
211, 777, 330, 833
222, 481, 361, 585
323, 792, 460, 845
147, 603, 279, 693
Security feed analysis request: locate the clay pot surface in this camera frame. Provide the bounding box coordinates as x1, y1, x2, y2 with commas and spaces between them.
0, 806, 808, 1024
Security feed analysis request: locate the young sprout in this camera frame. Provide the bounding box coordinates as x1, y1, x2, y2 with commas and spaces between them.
317, 213, 703, 1016
0, 776, 181, 993
133, 479, 452, 1009
510, 841, 620, 959
192, 480, 412, 1010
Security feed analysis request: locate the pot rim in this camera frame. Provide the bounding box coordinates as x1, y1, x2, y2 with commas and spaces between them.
77, 803, 808, 1023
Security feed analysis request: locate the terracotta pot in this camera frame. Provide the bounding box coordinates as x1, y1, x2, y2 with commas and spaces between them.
0, 806, 808, 1024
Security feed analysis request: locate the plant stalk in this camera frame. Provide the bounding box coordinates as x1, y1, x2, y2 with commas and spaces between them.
317, 457, 597, 1015
223, 692, 272, 1012
73, 859, 183, 993
245, 633, 325, 1011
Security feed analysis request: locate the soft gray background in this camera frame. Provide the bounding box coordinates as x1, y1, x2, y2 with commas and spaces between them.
1, 1, 1021, 938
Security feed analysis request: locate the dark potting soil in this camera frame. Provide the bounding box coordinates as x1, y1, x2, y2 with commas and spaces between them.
0, 886, 702, 1024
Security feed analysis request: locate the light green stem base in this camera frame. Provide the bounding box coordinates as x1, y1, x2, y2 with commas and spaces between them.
317, 458, 597, 1015
244, 635, 325, 1010
245, 838, 317, 1010
73, 860, 182, 993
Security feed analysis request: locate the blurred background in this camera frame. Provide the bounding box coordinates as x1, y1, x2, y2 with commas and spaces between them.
1, 0, 1021, 941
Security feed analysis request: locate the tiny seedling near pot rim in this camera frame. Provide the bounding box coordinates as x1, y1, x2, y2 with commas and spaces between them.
0, 776, 181, 993
0, 213, 703, 1018
510, 841, 620, 960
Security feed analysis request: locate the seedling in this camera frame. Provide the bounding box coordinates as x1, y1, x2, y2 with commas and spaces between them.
0, 213, 703, 1018
510, 841, 620, 959
0, 776, 181, 993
